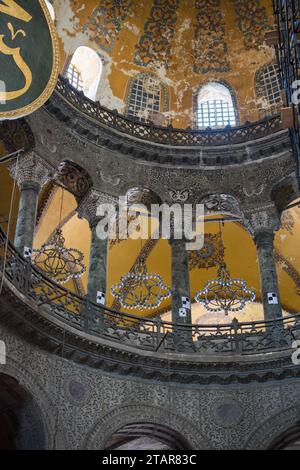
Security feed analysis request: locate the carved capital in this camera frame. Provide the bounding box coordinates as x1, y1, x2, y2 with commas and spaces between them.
77, 189, 118, 228
245, 205, 281, 238
8, 151, 53, 191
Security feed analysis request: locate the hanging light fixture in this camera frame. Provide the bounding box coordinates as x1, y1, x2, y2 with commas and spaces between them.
111, 257, 171, 310
32, 229, 86, 284
32, 188, 85, 284
195, 222, 255, 315
195, 263, 256, 315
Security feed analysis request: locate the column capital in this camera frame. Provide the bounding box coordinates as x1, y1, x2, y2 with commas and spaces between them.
77, 188, 118, 228
8, 151, 53, 191
244, 205, 281, 238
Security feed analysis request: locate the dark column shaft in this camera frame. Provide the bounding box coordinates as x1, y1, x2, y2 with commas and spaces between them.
170, 239, 192, 325
255, 231, 282, 321
14, 182, 40, 254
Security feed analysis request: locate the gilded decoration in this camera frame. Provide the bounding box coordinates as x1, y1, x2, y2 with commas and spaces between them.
0, 0, 60, 120
189, 233, 225, 270
281, 211, 294, 235
193, 0, 230, 74
275, 251, 300, 296
134, 0, 180, 68
0, 119, 34, 153
83, 0, 133, 52
233, 0, 271, 50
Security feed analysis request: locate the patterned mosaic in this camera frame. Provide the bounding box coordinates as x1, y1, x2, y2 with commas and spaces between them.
234, 0, 271, 50
189, 233, 225, 270
275, 250, 300, 296
134, 0, 180, 68
281, 211, 294, 235
83, 0, 133, 52
193, 0, 230, 74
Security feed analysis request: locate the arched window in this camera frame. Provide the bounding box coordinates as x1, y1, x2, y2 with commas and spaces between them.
45, 0, 55, 21
256, 63, 282, 115
127, 74, 166, 124
66, 47, 102, 101
197, 82, 237, 129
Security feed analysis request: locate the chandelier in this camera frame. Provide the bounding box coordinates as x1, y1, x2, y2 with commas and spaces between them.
111, 258, 171, 310
32, 229, 86, 284
195, 263, 256, 315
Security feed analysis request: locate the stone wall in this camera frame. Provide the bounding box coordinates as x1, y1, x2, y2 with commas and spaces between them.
1, 323, 300, 450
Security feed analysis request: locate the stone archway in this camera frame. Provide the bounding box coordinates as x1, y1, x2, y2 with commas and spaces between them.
83, 404, 211, 450
0, 373, 47, 449
244, 405, 300, 450
103, 422, 190, 450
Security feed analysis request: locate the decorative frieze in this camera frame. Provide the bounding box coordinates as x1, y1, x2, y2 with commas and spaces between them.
83, 0, 133, 52
234, 0, 271, 50
193, 0, 230, 74
134, 0, 179, 68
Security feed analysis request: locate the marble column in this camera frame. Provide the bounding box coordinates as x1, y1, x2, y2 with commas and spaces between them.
248, 208, 282, 322
77, 189, 117, 305
8, 152, 52, 255
254, 230, 282, 321
169, 238, 192, 326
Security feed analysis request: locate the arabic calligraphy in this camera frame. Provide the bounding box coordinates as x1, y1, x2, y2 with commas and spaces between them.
0, 0, 33, 101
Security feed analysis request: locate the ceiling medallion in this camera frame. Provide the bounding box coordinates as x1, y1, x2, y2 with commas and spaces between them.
111, 258, 171, 310
32, 229, 86, 284
195, 263, 256, 315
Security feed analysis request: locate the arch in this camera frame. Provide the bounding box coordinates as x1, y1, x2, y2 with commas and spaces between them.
196, 81, 238, 129
0, 372, 47, 449
126, 73, 169, 124
104, 422, 190, 450
256, 62, 282, 117
270, 424, 300, 450
198, 193, 243, 219
271, 176, 300, 212
83, 404, 211, 450
245, 405, 300, 450
125, 187, 163, 214
66, 47, 103, 101
0, 356, 67, 449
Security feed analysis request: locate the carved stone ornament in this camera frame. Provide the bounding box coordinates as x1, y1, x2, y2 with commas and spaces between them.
77, 189, 118, 228
245, 204, 281, 236
200, 193, 243, 217
126, 187, 161, 212
54, 160, 92, 200
169, 188, 192, 202
8, 151, 53, 190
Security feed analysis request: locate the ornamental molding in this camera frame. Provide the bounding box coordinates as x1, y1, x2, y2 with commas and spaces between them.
83, 404, 210, 450
25, 90, 296, 220
1, 278, 300, 386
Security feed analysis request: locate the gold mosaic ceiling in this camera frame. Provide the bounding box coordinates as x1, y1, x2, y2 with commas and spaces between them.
53, 0, 276, 127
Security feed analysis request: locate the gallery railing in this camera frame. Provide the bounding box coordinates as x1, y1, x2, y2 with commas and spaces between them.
54, 76, 283, 147
0, 227, 299, 356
